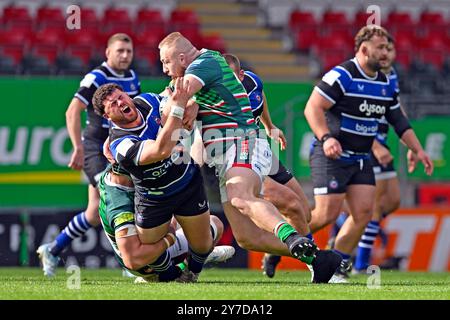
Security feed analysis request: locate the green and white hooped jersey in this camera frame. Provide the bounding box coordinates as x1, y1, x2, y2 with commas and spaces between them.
98, 169, 135, 269
185, 49, 258, 152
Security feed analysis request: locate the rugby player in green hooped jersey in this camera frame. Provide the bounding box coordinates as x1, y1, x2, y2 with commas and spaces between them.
157, 32, 342, 283
98, 164, 235, 283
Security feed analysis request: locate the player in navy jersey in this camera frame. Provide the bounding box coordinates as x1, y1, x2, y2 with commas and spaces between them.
93, 79, 213, 282
37, 33, 141, 277
223, 53, 316, 278
304, 25, 433, 282
336, 36, 422, 274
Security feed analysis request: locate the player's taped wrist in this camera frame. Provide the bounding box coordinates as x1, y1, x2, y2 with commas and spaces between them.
170, 106, 185, 119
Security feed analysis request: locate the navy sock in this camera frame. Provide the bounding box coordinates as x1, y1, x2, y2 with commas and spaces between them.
50, 211, 91, 256
187, 247, 212, 274
150, 250, 181, 282
333, 249, 351, 262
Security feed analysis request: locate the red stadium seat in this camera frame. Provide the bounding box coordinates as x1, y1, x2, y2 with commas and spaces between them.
395, 50, 413, 70
353, 11, 374, 29
169, 9, 200, 31
36, 6, 65, 29
32, 43, 60, 64
420, 11, 446, 26
79, 8, 99, 29
134, 29, 165, 48
288, 10, 317, 32
135, 46, 160, 66
322, 11, 349, 25
0, 29, 31, 46
420, 50, 446, 69
3, 6, 30, 21
0, 44, 24, 65
102, 7, 133, 32
65, 45, 93, 65
387, 11, 413, 25
319, 49, 351, 73
313, 33, 353, 53
321, 11, 352, 37
293, 28, 318, 52
33, 27, 64, 46
202, 34, 226, 53
135, 8, 165, 32
2, 5, 32, 26
64, 29, 98, 47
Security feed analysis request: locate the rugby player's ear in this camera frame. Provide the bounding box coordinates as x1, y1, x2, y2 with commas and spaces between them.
179, 53, 185, 65
238, 69, 245, 81
105, 47, 110, 59
361, 44, 369, 57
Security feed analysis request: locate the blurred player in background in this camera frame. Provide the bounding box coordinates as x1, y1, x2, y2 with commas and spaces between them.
304, 25, 433, 282
37, 33, 140, 277
334, 36, 422, 274
223, 53, 314, 278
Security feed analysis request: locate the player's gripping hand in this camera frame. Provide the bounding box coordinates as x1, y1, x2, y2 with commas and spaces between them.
323, 137, 342, 160
102, 137, 116, 164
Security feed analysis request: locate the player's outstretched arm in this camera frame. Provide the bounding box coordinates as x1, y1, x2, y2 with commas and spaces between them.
66, 98, 87, 170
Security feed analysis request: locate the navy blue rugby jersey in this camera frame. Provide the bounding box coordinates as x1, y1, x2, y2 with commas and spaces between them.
75, 62, 141, 144
375, 68, 400, 147
242, 71, 264, 124
314, 58, 410, 159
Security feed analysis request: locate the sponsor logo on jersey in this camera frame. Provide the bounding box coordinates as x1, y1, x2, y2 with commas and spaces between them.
356, 123, 378, 134
359, 100, 386, 116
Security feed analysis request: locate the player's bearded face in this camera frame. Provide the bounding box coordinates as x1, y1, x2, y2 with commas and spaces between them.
104, 90, 138, 125
380, 43, 395, 70
366, 37, 388, 72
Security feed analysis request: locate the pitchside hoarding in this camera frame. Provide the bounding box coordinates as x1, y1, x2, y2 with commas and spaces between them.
249, 208, 450, 272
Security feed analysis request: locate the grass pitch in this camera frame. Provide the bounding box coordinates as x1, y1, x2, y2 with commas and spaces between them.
0, 267, 448, 300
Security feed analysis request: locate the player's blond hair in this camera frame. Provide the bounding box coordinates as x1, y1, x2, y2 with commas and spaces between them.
158, 32, 195, 54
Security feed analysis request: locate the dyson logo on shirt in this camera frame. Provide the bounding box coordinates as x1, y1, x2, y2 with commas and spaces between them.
359, 100, 386, 116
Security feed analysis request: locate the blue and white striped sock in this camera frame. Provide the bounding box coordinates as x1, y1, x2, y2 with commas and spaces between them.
354, 220, 380, 271
50, 211, 92, 256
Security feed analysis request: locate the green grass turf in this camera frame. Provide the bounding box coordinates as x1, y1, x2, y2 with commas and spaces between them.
0, 267, 448, 300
